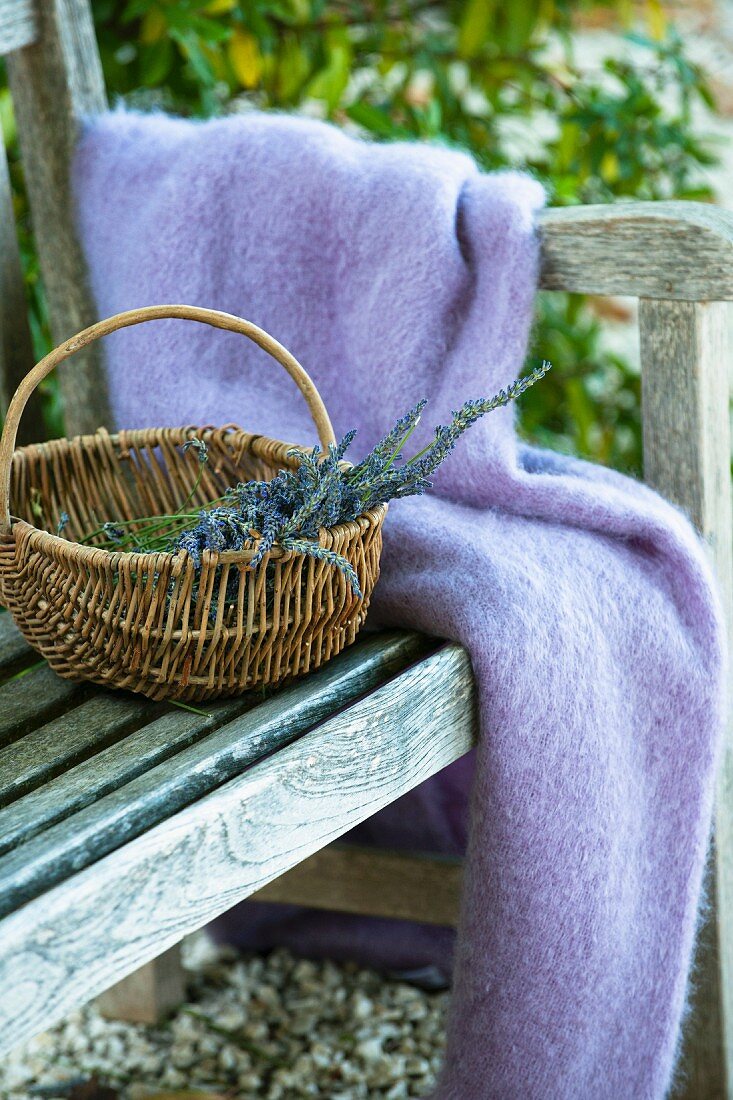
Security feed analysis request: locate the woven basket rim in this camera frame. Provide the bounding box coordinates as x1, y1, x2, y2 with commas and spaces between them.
7, 421, 387, 567
16, 422, 312, 460
8, 506, 388, 569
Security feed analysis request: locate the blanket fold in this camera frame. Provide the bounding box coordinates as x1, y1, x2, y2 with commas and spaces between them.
73, 110, 726, 1099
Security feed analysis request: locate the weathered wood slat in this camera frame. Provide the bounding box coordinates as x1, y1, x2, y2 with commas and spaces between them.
538, 203, 733, 301
641, 300, 733, 548
0, 642, 476, 1055
0, 0, 36, 56
0, 150, 42, 443
253, 843, 464, 926
0, 612, 33, 676
0, 633, 422, 853
6, 0, 109, 436
0, 631, 434, 917
0, 699, 236, 853
0, 663, 87, 747
0, 685, 263, 855
0, 692, 152, 808
640, 299, 733, 1100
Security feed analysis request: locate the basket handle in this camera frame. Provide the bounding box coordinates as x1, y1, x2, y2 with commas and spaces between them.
0, 304, 338, 535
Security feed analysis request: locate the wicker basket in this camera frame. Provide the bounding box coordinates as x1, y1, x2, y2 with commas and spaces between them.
0, 305, 386, 702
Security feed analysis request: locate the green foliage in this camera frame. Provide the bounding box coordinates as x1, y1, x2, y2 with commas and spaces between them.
4, 1, 718, 473
525, 293, 641, 471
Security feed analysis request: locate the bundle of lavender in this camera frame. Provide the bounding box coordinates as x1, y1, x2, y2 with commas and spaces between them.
76, 362, 549, 597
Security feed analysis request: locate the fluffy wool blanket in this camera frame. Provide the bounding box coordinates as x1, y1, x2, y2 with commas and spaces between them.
73, 110, 726, 1098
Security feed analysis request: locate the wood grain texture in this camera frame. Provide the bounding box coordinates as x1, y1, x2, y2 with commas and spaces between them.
0, 643, 476, 1055
0, 695, 243, 856
0, 663, 87, 747
253, 843, 463, 926
0, 149, 42, 443
0, 692, 152, 809
673, 847, 726, 1100
6, 0, 109, 436
0, 612, 33, 677
0, 631, 428, 861
0, 0, 36, 56
539, 203, 733, 300
641, 300, 733, 547
640, 299, 733, 1099
97, 944, 186, 1025
5, 38, 733, 1070
0, 631, 434, 917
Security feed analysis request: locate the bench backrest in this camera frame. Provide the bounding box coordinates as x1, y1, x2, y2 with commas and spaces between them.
1, 0, 108, 443
1, 2, 732, 1094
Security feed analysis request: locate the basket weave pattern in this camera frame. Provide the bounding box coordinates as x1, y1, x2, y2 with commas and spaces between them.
0, 308, 386, 702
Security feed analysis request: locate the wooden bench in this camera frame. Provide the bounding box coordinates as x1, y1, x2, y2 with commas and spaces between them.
0, 2, 731, 1097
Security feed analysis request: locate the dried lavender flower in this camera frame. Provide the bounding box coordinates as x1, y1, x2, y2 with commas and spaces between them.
405, 362, 551, 482
281, 536, 362, 599
181, 438, 209, 465
102, 521, 126, 543
84, 362, 549, 607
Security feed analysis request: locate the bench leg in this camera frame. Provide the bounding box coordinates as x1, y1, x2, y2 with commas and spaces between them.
641, 299, 733, 1097
96, 943, 186, 1025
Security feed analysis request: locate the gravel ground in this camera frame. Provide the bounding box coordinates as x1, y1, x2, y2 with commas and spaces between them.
0, 937, 447, 1100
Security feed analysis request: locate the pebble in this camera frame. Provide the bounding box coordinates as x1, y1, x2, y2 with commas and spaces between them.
356, 1036, 384, 1062
160, 1068, 188, 1089
170, 1042, 198, 1070
351, 991, 374, 1020
0, 935, 447, 1098
215, 1006, 246, 1031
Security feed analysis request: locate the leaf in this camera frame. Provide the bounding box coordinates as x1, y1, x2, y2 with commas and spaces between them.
140, 37, 174, 86
556, 120, 581, 171
170, 27, 217, 86
0, 88, 16, 145
346, 102, 407, 139
458, 0, 497, 58
276, 34, 311, 100
202, 0, 236, 12
166, 10, 231, 44
306, 29, 351, 110
139, 6, 166, 45
646, 0, 667, 42
229, 27, 263, 88
121, 0, 151, 21
600, 150, 619, 183
501, 0, 540, 54
617, 0, 634, 28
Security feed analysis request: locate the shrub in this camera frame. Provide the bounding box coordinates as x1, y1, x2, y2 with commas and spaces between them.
3, 1, 717, 471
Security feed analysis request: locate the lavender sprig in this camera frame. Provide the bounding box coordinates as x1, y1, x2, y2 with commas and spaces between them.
280, 536, 362, 599
80, 363, 550, 603
404, 362, 551, 480
361, 399, 427, 469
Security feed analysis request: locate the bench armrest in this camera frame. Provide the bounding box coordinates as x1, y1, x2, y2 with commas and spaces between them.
538, 201, 733, 300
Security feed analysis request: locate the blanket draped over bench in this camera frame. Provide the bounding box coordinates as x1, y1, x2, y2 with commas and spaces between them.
74, 110, 726, 1099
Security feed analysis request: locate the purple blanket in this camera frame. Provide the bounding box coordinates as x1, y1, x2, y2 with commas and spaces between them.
74, 110, 726, 1097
